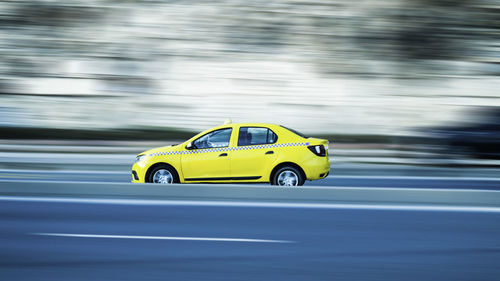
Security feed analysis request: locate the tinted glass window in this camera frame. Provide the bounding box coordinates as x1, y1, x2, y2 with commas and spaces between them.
238, 127, 278, 146
193, 128, 232, 149
280, 125, 308, 138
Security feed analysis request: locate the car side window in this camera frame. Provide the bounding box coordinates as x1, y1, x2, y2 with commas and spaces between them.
238, 127, 278, 146
193, 128, 232, 149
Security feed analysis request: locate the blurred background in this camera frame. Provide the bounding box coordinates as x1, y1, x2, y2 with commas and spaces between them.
1, 2, 500, 280
0, 0, 499, 175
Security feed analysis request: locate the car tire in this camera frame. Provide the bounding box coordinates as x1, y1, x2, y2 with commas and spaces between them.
271, 166, 305, 186
148, 164, 179, 184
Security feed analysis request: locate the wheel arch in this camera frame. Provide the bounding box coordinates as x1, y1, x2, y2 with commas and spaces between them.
269, 162, 306, 183
145, 162, 180, 183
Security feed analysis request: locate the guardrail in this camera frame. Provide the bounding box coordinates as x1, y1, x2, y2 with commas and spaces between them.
1, 142, 500, 168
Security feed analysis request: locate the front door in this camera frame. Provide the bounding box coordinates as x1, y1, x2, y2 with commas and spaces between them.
181, 128, 233, 181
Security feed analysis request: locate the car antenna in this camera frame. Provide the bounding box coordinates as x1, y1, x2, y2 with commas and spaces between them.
224, 118, 232, 125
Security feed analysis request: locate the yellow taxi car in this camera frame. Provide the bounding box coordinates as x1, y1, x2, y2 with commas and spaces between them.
131, 122, 330, 186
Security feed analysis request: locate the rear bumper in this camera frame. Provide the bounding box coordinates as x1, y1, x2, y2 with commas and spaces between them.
303, 157, 331, 180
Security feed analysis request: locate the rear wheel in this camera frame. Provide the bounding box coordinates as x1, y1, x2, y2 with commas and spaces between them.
148, 165, 179, 184
271, 166, 305, 186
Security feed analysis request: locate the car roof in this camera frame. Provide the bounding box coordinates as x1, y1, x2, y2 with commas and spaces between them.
229, 122, 279, 127
207, 122, 280, 129
202, 123, 282, 133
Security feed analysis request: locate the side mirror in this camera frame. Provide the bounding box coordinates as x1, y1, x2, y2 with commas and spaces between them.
186, 142, 195, 150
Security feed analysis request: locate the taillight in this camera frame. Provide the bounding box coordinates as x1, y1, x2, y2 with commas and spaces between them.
308, 145, 326, 157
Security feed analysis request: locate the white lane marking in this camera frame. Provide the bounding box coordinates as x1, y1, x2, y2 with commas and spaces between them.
1, 170, 499, 182
327, 175, 500, 181
0, 179, 133, 185
1, 196, 500, 213
0, 179, 497, 193
32, 233, 292, 243
0, 169, 127, 175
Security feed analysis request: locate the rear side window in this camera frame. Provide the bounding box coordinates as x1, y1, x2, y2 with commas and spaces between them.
238, 127, 278, 146
280, 125, 308, 138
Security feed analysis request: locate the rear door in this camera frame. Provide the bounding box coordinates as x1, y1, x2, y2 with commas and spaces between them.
230, 126, 278, 179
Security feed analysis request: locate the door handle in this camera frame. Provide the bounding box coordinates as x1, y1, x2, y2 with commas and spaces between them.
265, 151, 274, 155
219, 153, 228, 157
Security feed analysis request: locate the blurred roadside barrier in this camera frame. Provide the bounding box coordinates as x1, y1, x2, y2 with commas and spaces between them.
0, 140, 500, 181
0, 141, 500, 169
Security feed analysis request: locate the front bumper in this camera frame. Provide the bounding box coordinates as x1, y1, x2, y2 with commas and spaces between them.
132, 170, 139, 181
131, 162, 147, 183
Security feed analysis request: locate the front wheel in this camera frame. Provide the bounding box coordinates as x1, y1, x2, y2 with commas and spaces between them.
271, 166, 305, 186
148, 165, 179, 184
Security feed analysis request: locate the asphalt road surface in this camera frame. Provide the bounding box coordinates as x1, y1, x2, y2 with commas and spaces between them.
1, 195, 500, 281
1, 169, 499, 189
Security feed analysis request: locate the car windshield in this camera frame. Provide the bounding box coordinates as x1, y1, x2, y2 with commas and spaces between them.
280, 125, 309, 138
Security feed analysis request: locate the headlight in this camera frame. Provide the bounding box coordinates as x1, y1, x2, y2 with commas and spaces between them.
135, 154, 146, 163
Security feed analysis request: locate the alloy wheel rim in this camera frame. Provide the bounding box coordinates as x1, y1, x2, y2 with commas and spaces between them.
152, 169, 173, 184
277, 170, 298, 186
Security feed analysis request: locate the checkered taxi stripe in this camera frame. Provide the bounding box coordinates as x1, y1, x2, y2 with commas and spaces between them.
149, 142, 311, 157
